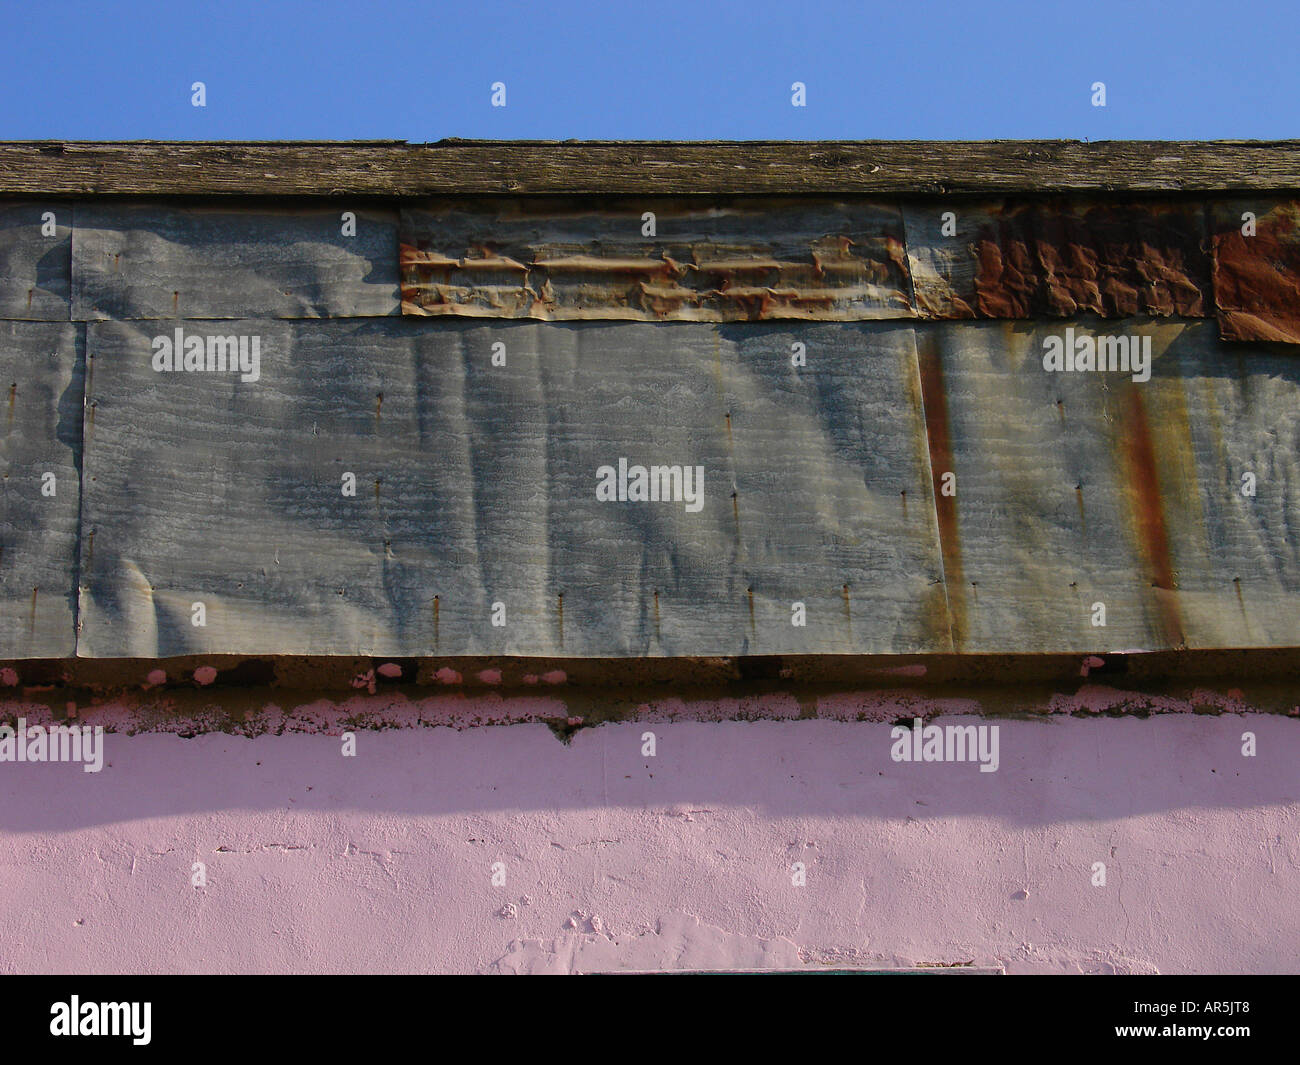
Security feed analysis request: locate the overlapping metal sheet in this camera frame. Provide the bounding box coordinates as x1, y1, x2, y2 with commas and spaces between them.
904, 200, 1212, 320
0, 203, 71, 320
399, 200, 914, 322
0, 321, 81, 657
77, 318, 945, 658
0, 188, 1296, 660
918, 317, 1300, 652
72, 205, 400, 320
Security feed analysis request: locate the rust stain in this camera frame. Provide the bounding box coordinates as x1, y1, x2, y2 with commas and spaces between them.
375, 391, 383, 427
916, 199, 1212, 322
746, 586, 755, 636
915, 331, 964, 648
1117, 385, 1185, 648
1213, 199, 1300, 343
399, 201, 915, 321
1075, 484, 1087, 537
1233, 577, 1250, 631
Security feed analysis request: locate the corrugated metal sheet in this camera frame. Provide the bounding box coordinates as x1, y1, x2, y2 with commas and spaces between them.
918, 317, 1300, 652
904, 200, 1212, 320
0, 321, 81, 657
0, 203, 71, 320
399, 200, 915, 322
77, 319, 945, 658
1211, 198, 1300, 342
72, 205, 400, 320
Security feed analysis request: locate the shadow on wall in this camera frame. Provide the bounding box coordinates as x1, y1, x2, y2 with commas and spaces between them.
0, 711, 1295, 833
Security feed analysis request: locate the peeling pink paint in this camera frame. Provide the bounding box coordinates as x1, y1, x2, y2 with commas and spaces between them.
477, 669, 502, 685
434, 667, 462, 685
144, 669, 167, 687
0, 668, 18, 687
193, 666, 218, 686
541, 670, 567, 685
377, 663, 402, 679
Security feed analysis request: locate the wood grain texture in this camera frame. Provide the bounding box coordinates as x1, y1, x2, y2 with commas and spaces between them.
5, 141, 1300, 197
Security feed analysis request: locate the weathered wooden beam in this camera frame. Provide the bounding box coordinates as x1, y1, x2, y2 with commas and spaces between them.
5, 140, 1300, 197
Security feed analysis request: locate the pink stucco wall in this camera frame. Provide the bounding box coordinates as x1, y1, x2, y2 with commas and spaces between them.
2, 698, 1296, 974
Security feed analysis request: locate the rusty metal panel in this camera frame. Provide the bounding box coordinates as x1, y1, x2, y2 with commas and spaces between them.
0, 204, 71, 320
1211, 198, 1300, 343
77, 319, 945, 658
917, 317, 1300, 653
72, 205, 399, 320
903, 200, 1211, 320
0, 322, 81, 657
399, 199, 915, 322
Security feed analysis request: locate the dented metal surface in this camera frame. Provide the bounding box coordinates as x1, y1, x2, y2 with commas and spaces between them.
400, 199, 915, 322
904, 200, 1212, 320
1211, 198, 1300, 342
0, 321, 82, 657
73, 204, 400, 320
78, 318, 944, 658
918, 317, 1300, 652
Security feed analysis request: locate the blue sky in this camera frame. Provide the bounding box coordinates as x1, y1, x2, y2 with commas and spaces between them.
0, 0, 1293, 140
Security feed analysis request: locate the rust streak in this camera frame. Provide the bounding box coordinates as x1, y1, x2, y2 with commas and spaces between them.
915, 331, 964, 648
1118, 386, 1185, 648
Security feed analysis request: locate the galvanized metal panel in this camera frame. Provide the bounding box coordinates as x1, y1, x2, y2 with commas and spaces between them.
1211, 198, 1300, 343
0, 321, 81, 657
903, 200, 1211, 320
72, 205, 400, 320
918, 317, 1300, 652
1153, 323, 1300, 647
400, 199, 915, 322
716, 322, 948, 652
77, 319, 946, 657
0, 203, 71, 320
